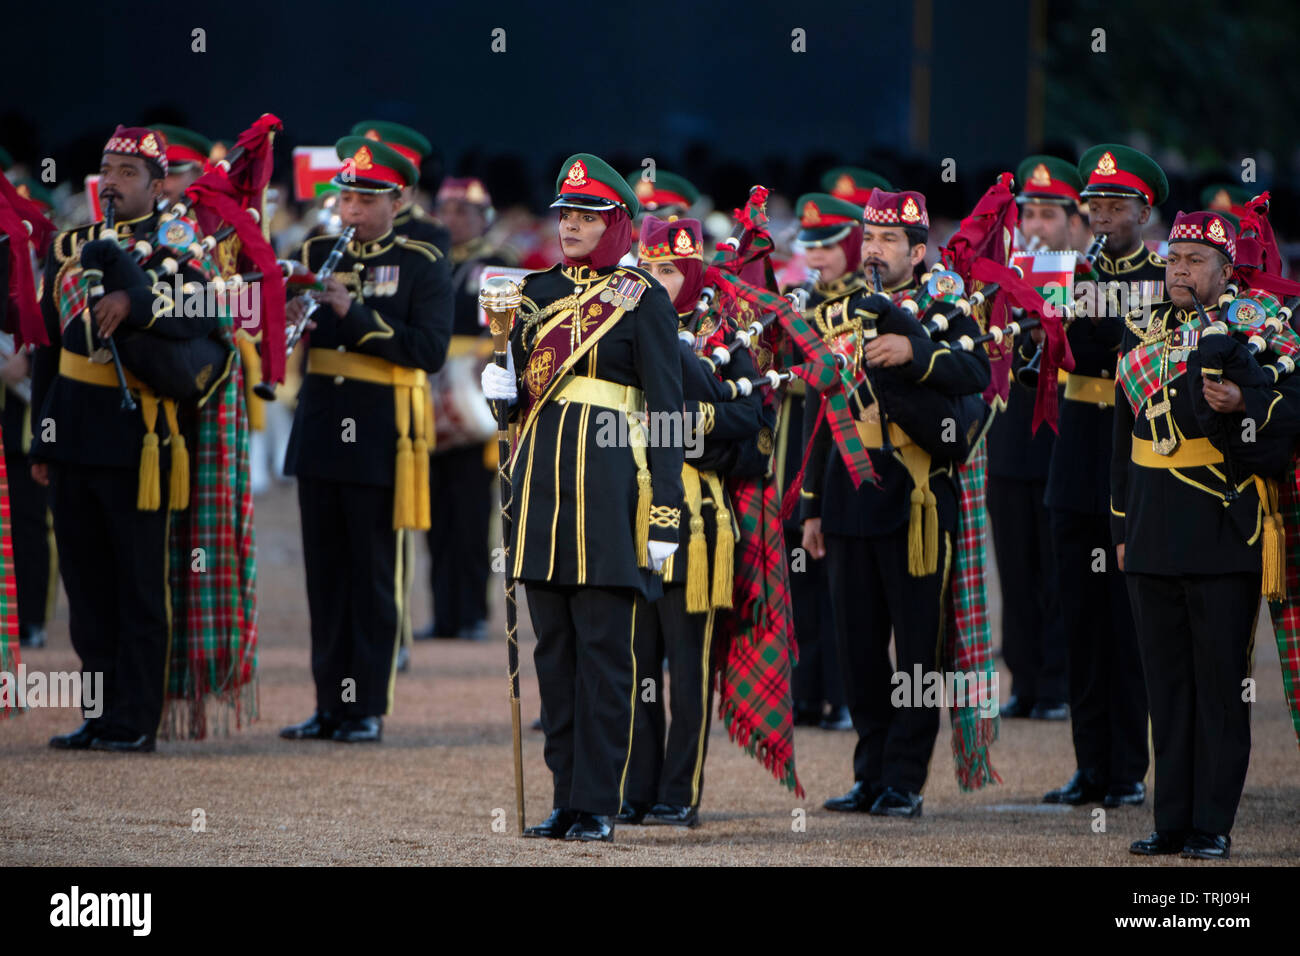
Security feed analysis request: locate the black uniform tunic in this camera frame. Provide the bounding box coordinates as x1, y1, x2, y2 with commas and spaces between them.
285, 229, 453, 719
800, 283, 990, 793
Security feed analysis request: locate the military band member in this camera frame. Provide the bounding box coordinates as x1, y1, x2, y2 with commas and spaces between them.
480, 153, 684, 842
785, 190, 876, 730
152, 124, 212, 206
821, 166, 893, 207
32, 126, 209, 752
986, 156, 1080, 720
627, 169, 699, 222
351, 120, 452, 254
1042, 145, 1166, 808
801, 188, 991, 817
1116, 212, 1300, 860
420, 177, 514, 642
279, 137, 453, 744
621, 216, 763, 827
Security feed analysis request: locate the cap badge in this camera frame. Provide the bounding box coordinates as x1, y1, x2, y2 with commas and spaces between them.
140, 133, 159, 158
1096, 151, 1117, 176
565, 160, 588, 188
364, 129, 381, 141
353, 146, 374, 171
834, 173, 854, 197
635, 179, 654, 199
901, 197, 921, 223
466, 181, 487, 204
1211, 188, 1231, 210
1030, 163, 1052, 187
803, 202, 820, 225
672, 229, 696, 256
1207, 217, 1227, 244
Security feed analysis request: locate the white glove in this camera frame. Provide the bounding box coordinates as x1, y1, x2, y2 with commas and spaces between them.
481, 361, 517, 402
647, 540, 678, 572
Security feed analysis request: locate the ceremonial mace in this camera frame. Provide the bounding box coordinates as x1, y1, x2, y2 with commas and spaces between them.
479, 275, 526, 835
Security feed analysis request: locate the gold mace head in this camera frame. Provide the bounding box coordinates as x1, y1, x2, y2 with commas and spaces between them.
479, 275, 523, 345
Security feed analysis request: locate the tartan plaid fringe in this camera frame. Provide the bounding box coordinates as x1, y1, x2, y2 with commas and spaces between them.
719, 698, 805, 797
1265, 453, 1300, 750
945, 443, 1002, 790
160, 674, 259, 741
0, 432, 20, 718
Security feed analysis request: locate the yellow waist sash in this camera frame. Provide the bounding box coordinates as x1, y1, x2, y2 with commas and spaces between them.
307, 347, 433, 530
1063, 372, 1116, 406
853, 411, 937, 577
58, 349, 188, 512
1130, 436, 1224, 469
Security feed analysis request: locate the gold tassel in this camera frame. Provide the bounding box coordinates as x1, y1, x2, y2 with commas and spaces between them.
1256, 476, 1286, 600
236, 333, 265, 432
686, 514, 709, 613
394, 436, 415, 530
169, 434, 190, 511
413, 437, 431, 530
138, 434, 161, 511
713, 507, 734, 609
907, 487, 926, 577
636, 467, 652, 567
923, 486, 938, 575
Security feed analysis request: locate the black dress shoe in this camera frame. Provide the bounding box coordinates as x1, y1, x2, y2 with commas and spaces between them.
645, 804, 700, 827
824, 781, 882, 812
1042, 769, 1107, 805
564, 812, 615, 842
523, 807, 579, 838
19, 624, 47, 649
870, 787, 923, 818
1103, 781, 1146, 807
529, 717, 543, 732
49, 720, 99, 750
616, 802, 650, 825
332, 716, 382, 742
819, 705, 854, 731
279, 711, 338, 740
89, 732, 156, 753
792, 702, 822, 727
458, 621, 489, 642
1182, 832, 1231, 860
1029, 700, 1069, 720
1000, 695, 1035, 718
396, 645, 411, 673
1129, 830, 1188, 855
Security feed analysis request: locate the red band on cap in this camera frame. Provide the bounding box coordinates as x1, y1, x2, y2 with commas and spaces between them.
1023, 179, 1080, 203
385, 142, 422, 167
559, 176, 625, 207
167, 144, 207, 167
1086, 168, 1153, 204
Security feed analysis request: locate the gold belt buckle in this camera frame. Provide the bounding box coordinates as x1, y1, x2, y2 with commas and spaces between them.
1151, 436, 1179, 457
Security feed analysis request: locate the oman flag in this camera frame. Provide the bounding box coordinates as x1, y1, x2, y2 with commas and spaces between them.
292, 147, 340, 201
1011, 249, 1077, 319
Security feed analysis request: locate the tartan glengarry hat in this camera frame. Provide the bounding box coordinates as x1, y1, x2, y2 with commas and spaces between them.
821, 166, 894, 206
104, 125, 168, 177
1168, 210, 1236, 263
152, 124, 213, 172
436, 176, 492, 207
862, 187, 930, 230
351, 120, 432, 168
627, 170, 699, 212
552, 153, 639, 218
638, 215, 703, 262
1015, 155, 1083, 205
331, 136, 419, 193
1078, 144, 1168, 206
794, 193, 863, 247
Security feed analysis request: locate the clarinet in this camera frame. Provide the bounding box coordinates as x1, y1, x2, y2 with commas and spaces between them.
83, 199, 138, 411
1016, 233, 1107, 386
254, 225, 355, 400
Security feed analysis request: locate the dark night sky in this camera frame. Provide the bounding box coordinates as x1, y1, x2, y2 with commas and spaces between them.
5, 0, 1033, 212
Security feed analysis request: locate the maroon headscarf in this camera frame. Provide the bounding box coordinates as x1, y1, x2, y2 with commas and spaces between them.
838, 225, 864, 275
562, 208, 633, 271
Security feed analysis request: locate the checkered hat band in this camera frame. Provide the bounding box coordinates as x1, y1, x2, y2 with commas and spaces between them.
104, 137, 168, 176
1169, 222, 1235, 259
863, 206, 929, 228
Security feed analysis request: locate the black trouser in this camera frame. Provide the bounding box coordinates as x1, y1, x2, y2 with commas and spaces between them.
1127, 572, 1257, 835
787, 525, 844, 710
426, 445, 493, 635
298, 478, 402, 719
4, 403, 52, 634
1050, 507, 1148, 784
49, 463, 169, 737
526, 582, 643, 815
824, 528, 951, 793
987, 475, 1066, 702
625, 585, 716, 809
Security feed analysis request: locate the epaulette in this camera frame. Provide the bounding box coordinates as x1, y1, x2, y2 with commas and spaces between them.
393, 234, 443, 262
53, 222, 98, 265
